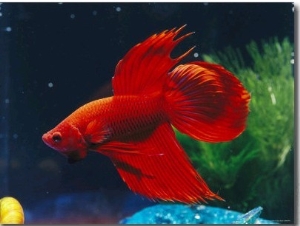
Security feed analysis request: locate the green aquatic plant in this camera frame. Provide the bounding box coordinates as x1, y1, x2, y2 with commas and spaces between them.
176, 37, 294, 220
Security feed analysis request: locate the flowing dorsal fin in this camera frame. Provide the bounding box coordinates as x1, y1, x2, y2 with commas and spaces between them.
112, 25, 194, 95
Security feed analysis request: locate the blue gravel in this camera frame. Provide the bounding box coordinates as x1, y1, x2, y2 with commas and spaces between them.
120, 204, 277, 224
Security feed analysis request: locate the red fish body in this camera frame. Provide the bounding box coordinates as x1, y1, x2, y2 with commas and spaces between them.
42, 26, 250, 204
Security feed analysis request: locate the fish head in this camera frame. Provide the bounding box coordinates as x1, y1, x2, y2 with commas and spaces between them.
42, 122, 88, 163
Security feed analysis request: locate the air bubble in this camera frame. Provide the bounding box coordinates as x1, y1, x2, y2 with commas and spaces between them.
5, 27, 12, 32
70, 14, 75, 19
116, 6, 121, 12
193, 52, 199, 58
92, 10, 97, 16
4, 98, 9, 104
48, 82, 54, 88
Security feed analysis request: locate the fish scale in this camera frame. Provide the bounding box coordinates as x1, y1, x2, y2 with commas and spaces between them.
109, 95, 166, 140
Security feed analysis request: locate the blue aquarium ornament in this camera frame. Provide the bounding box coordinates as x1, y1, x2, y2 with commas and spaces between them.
233, 206, 263, 224
120, 204, 276, 224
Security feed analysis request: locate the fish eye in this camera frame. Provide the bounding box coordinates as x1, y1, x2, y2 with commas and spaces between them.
52, 132, 62, 143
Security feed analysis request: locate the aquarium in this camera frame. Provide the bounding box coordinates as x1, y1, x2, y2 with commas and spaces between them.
0, 2, 295, 224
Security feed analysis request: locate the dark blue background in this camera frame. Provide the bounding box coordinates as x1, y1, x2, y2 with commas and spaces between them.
0, 2, 294, 223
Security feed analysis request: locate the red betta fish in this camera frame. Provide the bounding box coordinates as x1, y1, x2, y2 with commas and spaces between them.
42, 25, 250, 204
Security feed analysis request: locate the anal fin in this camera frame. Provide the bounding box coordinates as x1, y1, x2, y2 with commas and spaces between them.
96, 123, 223, 204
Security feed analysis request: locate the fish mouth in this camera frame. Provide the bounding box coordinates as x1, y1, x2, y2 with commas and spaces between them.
42, 133, 47, 142
42, 133, 52, 147
42, 133, 60, 151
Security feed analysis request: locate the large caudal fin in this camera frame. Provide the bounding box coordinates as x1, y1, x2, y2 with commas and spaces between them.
112, 25, 194, 95
165, 62, 250, 142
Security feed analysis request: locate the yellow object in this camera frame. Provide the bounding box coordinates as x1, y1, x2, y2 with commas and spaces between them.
0, 197, 24, 224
